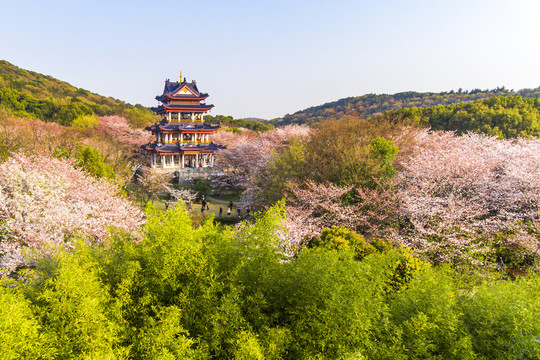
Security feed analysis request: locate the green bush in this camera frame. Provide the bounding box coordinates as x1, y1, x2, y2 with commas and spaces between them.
2, 202, 540, 358
387, 267, 475, 359
71, 114, 99, 129
35, 245, 122, 359
460, 277, 540, 359
0, 286, 53, 359
193, 179, 211, 199
123, 107, 158, 129
75, 143, 116, 180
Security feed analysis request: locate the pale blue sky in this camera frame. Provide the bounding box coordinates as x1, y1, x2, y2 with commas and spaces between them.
1, 0, 539, 119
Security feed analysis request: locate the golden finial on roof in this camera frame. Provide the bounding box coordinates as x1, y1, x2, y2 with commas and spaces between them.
179, 71, 182, 83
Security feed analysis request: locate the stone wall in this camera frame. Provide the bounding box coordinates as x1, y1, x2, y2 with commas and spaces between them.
152, 166, 224, 182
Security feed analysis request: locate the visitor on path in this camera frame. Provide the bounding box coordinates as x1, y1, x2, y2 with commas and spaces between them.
165, 201, 169, 210
237, 208, 241, 218
206, 201, 210, 210
219, 207, 223, 217
228, 201, 233, 211
227, 206, 231, 216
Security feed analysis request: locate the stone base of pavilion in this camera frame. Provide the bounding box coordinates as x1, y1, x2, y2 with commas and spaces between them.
151, 166, 225, 181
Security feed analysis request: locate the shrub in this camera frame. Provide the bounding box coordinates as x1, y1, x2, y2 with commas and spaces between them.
193, 179, 211, 199
71, 114, 99, 129
75, 143, 116, 180
123, 108, 158, 129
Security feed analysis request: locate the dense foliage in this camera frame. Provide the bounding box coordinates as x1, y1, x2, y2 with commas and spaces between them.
123, 107, 159, 129
1, 204, 539, 359
383, 96, 540, 138
251, 119, 404, 206
0, 87, 94, 126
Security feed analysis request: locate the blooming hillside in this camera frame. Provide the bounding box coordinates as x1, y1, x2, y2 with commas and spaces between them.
216, 123, 540, 270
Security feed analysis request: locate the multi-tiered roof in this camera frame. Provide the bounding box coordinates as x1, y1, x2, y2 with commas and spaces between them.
152, 78, 214, 116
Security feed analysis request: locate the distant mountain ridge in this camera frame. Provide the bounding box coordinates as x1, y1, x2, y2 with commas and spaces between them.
278, 87, 540, 126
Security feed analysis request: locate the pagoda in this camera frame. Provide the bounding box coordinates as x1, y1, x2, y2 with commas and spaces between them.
141, 74, 225, 170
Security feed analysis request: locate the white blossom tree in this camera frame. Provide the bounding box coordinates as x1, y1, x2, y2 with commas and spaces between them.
0, 154, 144, 273
134, 167, 173, 206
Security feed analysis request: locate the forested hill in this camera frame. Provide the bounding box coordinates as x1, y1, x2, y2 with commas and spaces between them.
381, 95, 540, 138
0, 60, 154, 127
278, 87, 540, 126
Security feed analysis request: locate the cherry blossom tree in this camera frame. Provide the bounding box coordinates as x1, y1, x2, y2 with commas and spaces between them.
163, 185, 196, 209
133, 167, 173, 206
0, 115, 142, 183
395, 130, 540, 268
0, 154, 144, 273
284, 181, 398, 247
0, 115, 81, 157
209, 127, 247, 148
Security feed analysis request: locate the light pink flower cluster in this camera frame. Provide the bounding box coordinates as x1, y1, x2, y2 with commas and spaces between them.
395, 130, 540, 264
0, 154, 144, 272
96, 116, 153, 148
285, 181, 398, 246
285, 181, 354, 246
